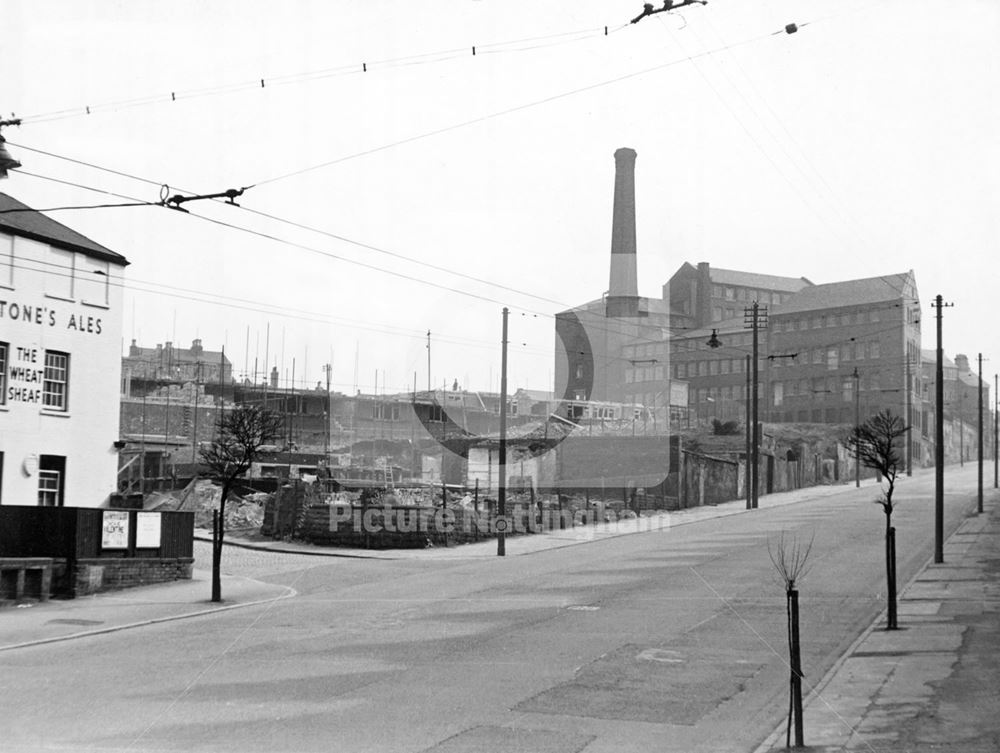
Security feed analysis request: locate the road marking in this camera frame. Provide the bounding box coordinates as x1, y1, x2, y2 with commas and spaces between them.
636, 648, 684, 663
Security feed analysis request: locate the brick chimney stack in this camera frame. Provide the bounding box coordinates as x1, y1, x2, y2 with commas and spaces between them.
606, 147, 640, 318
955, 354, 970, 373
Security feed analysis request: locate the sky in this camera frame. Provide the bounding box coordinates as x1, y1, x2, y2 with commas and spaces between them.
4, 0, 998, 397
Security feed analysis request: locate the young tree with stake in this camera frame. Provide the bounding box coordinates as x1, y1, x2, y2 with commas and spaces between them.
769, 531, 814, 749
200, 404, 282, 602
846, 409, 908, 630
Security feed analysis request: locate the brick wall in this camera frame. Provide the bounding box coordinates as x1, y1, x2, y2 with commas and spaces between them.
277, 501, 588, 549
73, 557, 194, 596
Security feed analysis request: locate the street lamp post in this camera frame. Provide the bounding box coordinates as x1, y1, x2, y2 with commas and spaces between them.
853, 367, 861, 487
978, 353, 984, 514
932, 294, 951, 564
497, 308, 509, 557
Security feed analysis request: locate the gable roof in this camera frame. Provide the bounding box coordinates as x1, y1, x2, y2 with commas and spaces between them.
772, 272, 914, 316
0, 192, 129, 265
709, 267, 812, 292
127, 343, 230, 366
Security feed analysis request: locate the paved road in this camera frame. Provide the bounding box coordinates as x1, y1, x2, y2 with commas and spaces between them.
0, 467, 982, 753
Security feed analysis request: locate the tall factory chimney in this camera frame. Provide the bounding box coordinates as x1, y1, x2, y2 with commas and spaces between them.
606, 147, 640, 318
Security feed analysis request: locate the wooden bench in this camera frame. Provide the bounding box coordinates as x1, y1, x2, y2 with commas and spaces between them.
0, 558, 53, 603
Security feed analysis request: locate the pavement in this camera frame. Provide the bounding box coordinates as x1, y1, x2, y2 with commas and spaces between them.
0, 569, 294, 652
756, 492, 1000, 752
192, 473, 886, 560
1, 470, 996, 753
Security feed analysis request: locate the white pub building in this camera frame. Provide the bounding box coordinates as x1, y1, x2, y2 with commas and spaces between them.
0, 193, 128, 507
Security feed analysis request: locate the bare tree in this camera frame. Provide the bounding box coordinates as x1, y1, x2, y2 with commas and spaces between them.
846, 409, 908, 630
200, 404, 282, 602
769, 531, 814, 749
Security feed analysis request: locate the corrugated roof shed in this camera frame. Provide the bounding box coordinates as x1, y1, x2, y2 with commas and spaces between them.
0, 192, 128, 265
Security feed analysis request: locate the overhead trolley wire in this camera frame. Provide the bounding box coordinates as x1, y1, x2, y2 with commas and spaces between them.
20, 23, 629, 124
247, 29, 775, 188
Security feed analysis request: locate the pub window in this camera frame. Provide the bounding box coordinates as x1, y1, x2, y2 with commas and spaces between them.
46, 247, 76, 299
43, 351, 70, 411
38, 455, 66, 507
0, 341, 7, 405
0, 233, 13, 288
80, 258, 111, 306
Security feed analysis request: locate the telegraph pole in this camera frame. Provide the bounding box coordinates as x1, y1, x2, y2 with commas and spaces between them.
978, 353, 984, 513
932, 295, 952, 564
745, 302, 767, 509
854, 367, 861, 488
426, 330, 431, 393
497, 308, 509, 557
995, 373, 998, 489
323, 363, 332, 458
745, 354, 751, 509
905, 352, 913, 476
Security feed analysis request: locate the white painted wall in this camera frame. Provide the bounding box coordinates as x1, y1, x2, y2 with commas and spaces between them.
0, 231, 125, 507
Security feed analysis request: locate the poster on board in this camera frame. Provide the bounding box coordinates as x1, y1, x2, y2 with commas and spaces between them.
136, 512, 162, 549
101, 510, 130, 549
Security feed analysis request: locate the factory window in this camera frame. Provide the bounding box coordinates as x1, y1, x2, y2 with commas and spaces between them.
373, 403, 400, 421
870, 341, 881, 359
43, 351, 70, 411
709, 360, 718, 376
